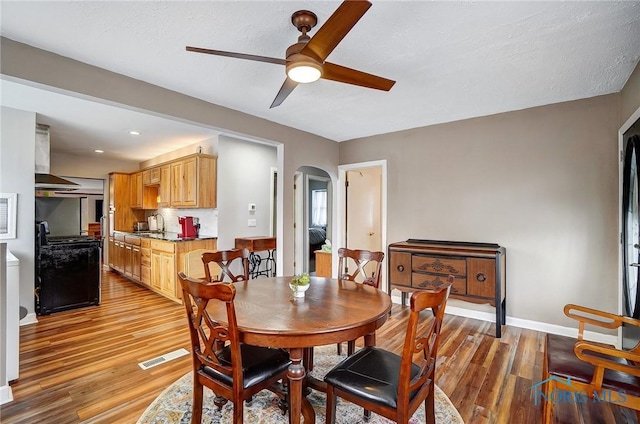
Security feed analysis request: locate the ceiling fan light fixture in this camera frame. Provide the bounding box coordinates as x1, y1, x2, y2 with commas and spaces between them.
286, 61, 322, 83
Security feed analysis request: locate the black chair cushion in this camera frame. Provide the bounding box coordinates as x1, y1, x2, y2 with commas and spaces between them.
202, 344, 291, 389
546, 334, 640, 397
324, 346, 421, 409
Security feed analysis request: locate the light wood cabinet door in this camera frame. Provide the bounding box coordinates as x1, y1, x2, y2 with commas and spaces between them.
151, 251, 162, 291
181, 157, 198, 207
160, 252, 176, 297
110, 173, 143, 232
132, 245, 141, 282
171, 161, 184, 207
124, 244, 133, 277
158, 164, 171, 207
130, 172, 143, 209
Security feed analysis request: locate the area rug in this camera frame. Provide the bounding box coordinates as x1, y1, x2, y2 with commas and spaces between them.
137, 345, 464, 424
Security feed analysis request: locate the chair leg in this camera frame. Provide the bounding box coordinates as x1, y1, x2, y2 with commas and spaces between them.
337, 342, 342, 355
543, 380, 554, 424
192, 378, 204, 424
425, 381, 435, 424
233, 400, 244, 424
347, 340, 355, 356
364, 408, 371, 421
326, 385, 337, 424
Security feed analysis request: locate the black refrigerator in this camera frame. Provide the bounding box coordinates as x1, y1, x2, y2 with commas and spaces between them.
621, 118, 640, 349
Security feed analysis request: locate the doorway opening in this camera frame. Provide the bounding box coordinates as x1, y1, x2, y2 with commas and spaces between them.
293, 166, 331, 275
337, 160, 387, 289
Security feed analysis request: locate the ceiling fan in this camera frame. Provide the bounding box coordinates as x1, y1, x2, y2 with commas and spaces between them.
186, 0, 395, 108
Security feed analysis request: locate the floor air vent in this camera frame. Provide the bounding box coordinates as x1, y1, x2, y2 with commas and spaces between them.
138, 348, 189, 370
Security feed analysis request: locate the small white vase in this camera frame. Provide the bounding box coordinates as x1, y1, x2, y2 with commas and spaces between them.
289, 283, 310, 298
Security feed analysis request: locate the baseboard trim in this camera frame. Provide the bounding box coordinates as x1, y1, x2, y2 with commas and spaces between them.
19, 313, 38, 326
0, 385, 13, 405
391, 295, 618, 346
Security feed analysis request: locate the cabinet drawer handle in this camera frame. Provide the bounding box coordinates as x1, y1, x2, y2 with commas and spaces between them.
476, 272, 486, 282
397, 264, 405, 272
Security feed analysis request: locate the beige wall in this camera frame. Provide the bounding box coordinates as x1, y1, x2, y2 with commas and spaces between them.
1, 37, 339, 276
340, 94, 620, 328
621, 61, 640, 126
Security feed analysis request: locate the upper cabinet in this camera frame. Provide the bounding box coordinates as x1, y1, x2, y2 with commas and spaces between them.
130, 171, 143, 209
109, 173, 144, 232
158, 164, 171, 208
122, 154, 217, 211
143, 167, 161, 186
170, 155, 216, 208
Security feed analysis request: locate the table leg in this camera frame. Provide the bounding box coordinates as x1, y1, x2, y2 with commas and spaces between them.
287, 347, 314, 424
364, 332, 376, 347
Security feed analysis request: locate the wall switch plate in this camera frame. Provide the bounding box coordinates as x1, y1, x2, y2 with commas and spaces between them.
248, 219, 257, 227
248, 203, 256, 212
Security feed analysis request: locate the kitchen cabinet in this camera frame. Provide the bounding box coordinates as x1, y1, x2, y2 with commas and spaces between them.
109, 172, 143, 233
158, 164, 171, 207
125, 235, 141, 281
130, 172, 143, 209
111, 233, 126, 273
388, 239, 506, 338
143, 167, 161, 186
141, 239, 151, 286
110, 232, 216, 301
170, 154, 216, 208
151, 240, 175, 297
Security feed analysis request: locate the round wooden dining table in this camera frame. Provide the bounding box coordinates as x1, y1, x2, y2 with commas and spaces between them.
205, 276, 391, 424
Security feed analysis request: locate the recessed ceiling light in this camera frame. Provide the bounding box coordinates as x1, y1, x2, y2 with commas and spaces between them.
94, 149, 104, 153
129, 130, 141, 136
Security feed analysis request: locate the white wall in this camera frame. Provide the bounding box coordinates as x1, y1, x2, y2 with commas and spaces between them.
0, 107, 36, 321
216, 135, 277, 250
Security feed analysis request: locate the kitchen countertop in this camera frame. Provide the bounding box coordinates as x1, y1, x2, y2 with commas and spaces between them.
115, 231, 217, 242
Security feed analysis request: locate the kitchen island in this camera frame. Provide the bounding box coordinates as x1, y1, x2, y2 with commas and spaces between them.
108, 231, 217, 302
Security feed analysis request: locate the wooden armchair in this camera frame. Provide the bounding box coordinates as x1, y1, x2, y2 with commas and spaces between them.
543, 304, 640, 423
324, 283, 451, 424
178, 272, 290, 423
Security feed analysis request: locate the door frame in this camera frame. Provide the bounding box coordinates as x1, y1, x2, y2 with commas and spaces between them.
337, 160, 387, 290
619, 106, 640, 345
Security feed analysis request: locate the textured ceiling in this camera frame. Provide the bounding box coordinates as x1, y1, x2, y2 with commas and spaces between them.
1, 1, 639, 157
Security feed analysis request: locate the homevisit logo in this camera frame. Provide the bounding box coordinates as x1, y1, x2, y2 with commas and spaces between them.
530, 376, 627, 406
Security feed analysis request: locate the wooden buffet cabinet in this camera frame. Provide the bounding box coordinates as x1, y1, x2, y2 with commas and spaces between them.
388, 239, 506, 337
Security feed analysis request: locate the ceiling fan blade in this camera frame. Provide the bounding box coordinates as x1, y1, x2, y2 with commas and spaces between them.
300, 0, 371, 63
270, 78, 298, 108
321, 62, 395, 91
186, 46, 286, 66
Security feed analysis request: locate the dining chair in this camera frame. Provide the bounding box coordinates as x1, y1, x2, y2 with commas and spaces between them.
542, 304, 640, 423
201, 248, 250, 283
337, 247, 385, 355
178, 272, 291, 424
324, 281, 451, 424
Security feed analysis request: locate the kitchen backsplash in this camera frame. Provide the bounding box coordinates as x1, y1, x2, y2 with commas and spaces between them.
149, 208, 218, 236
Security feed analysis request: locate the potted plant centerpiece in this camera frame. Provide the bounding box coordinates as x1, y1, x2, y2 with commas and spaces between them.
289, 273, 310, 298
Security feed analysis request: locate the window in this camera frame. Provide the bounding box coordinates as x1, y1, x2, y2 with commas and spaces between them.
311, 189, 327, 227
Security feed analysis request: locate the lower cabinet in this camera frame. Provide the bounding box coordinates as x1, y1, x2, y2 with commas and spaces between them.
150, 240, 176, 298
141, 239, 151, 286
109, 232, 216, 303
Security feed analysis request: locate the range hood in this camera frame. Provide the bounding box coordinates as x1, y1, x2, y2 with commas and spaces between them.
35, 124, 78, 190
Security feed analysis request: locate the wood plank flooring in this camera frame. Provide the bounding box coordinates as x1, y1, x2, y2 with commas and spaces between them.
1, 269, 637, 423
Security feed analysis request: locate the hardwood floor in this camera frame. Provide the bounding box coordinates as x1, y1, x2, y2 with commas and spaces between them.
1, 269, 637, 423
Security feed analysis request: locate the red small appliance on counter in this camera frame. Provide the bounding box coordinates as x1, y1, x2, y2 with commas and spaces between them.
178, 216, 199, 238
